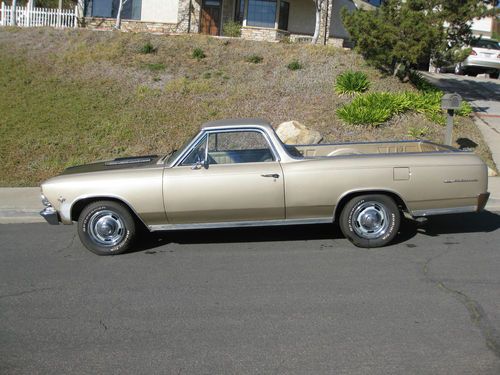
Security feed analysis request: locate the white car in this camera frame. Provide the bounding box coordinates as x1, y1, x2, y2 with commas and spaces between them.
455, 39, 499, 79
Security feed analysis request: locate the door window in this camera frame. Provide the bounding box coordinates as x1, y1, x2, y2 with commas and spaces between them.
207, 131, 275, 164
180, 135, 207, 166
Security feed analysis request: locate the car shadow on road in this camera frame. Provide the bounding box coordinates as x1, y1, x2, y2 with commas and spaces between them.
415, 210, 500, 237
133, 223, 344, 252
130, 211, 500, 253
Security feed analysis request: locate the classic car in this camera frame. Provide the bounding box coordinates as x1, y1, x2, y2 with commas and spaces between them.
40, 118, 490, 255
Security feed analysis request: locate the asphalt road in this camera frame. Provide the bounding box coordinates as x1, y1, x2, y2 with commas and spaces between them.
1, 214, 500, 374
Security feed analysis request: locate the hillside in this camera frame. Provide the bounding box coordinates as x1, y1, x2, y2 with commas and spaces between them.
0, 28, 493, 186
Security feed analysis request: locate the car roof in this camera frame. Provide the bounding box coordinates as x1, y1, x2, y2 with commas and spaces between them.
201, 118, 273, 130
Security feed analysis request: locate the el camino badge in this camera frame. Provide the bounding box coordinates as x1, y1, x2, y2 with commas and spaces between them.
443, 178, 478, 184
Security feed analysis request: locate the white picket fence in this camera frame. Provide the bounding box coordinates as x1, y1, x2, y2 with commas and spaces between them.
0, 2, 77, 28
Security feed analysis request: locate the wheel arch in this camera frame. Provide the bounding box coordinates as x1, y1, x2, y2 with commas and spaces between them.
333, 189, 410, 222
70, 195, 149, 230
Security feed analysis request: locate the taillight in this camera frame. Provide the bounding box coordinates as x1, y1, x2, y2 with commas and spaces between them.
470, 50, 477, 56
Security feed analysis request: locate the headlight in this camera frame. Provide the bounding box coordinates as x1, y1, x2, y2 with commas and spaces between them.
41, 194, 52, 207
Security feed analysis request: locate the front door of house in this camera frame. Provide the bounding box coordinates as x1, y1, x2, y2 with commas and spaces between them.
200, 0, 221, 35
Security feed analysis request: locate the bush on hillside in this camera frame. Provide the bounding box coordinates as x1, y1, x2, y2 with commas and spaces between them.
245, 54, 263, 64
287, 59, 302, 70
140, 41, 156, 54
335, 71, 370, 95
337, 90, 472, 126
223, 21, 242, 37
192, 48, 206, 60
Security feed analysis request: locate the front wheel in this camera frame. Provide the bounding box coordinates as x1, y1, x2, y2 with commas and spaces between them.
77, 200, 136, 255
339, 194, 400, 248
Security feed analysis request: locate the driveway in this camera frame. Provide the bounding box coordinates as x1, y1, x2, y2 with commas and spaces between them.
421, 72, 500, 168
1, 218, 500, 374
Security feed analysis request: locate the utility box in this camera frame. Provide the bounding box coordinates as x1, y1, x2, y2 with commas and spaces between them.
441, 93, 462, 110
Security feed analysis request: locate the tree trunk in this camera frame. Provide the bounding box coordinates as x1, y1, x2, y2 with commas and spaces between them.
57, 0, 62, 27
311, 0, 322, 44
11, 0, 17, 26
393, 62, 402, 77
115, 0, 126, 29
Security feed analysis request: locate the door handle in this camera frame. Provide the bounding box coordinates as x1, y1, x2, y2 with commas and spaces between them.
261, 174, 280, 178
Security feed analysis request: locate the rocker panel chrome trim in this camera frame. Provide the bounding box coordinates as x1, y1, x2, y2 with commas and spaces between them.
149, 217, 332, 231
412, 205, 476, 217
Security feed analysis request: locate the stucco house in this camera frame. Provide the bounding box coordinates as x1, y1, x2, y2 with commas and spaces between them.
81, 0, 381, 44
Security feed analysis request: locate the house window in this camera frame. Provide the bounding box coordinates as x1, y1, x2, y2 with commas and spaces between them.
278, 1, 289, 30
234, 0, 245, 23
90, 0, 142, 20
247, 0, 277, 28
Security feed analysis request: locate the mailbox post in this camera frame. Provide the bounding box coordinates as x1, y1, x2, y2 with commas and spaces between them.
441, 93, 462, 146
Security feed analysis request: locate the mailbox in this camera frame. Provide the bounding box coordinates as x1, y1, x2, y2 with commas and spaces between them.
441, 93, 462, 110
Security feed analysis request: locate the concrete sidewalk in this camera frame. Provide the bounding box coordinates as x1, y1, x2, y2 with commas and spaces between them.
1, 182, 499, 224
0, 188, 43, 224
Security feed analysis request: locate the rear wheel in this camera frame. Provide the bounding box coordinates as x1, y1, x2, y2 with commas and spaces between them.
77, 200, 136, 255
490, 71, 499, 79
339, 194, 400, 248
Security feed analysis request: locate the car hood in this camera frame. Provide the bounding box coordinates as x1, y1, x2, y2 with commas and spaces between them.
60, 155, 162, 175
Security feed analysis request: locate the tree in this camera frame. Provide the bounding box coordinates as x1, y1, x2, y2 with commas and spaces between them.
311, 0, 326, 44
341, 0, 498, 78
11, 0, 17, 26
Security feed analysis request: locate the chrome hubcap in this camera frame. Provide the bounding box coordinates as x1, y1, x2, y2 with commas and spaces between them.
88, 210, 125, 247
352, 202, 389, 239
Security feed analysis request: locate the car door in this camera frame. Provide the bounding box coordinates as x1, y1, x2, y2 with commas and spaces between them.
163, 129, 285, 224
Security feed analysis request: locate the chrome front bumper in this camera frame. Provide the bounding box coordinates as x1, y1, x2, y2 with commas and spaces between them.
40, 207, 60, 225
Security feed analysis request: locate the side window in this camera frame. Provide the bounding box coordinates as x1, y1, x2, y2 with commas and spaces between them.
180, 136, 207, 166
207, 131, 275, 164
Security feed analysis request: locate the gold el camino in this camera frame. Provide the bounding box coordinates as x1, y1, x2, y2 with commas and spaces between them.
40, 118, 490, 255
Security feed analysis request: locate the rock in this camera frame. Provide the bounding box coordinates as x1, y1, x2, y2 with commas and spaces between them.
488, 167, 498, 177
275, 121, 323, 145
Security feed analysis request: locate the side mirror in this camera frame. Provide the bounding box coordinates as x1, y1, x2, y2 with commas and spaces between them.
191, 160, 203, 170
192, 152, 209, 170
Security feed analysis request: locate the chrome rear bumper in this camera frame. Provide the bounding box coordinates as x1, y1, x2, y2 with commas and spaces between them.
40, 207, 60, 225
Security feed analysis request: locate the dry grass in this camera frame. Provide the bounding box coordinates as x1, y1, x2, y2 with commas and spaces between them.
0, 28, 494, 186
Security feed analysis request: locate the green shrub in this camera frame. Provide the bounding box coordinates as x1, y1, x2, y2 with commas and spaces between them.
192, 48, 206, 60
337, 90, 462, 126
403, 91, 444, 124
287, 59, 303, 70
337, 92, 401, 126
245, 54, 263, 64
140, 41, 156, 54
335, 71, 370, 95
456, 101, 473, 117
223, 21, 242, 37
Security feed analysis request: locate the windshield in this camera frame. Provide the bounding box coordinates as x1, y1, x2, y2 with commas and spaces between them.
471, 39, 499, 50
166, 131, 199, 164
